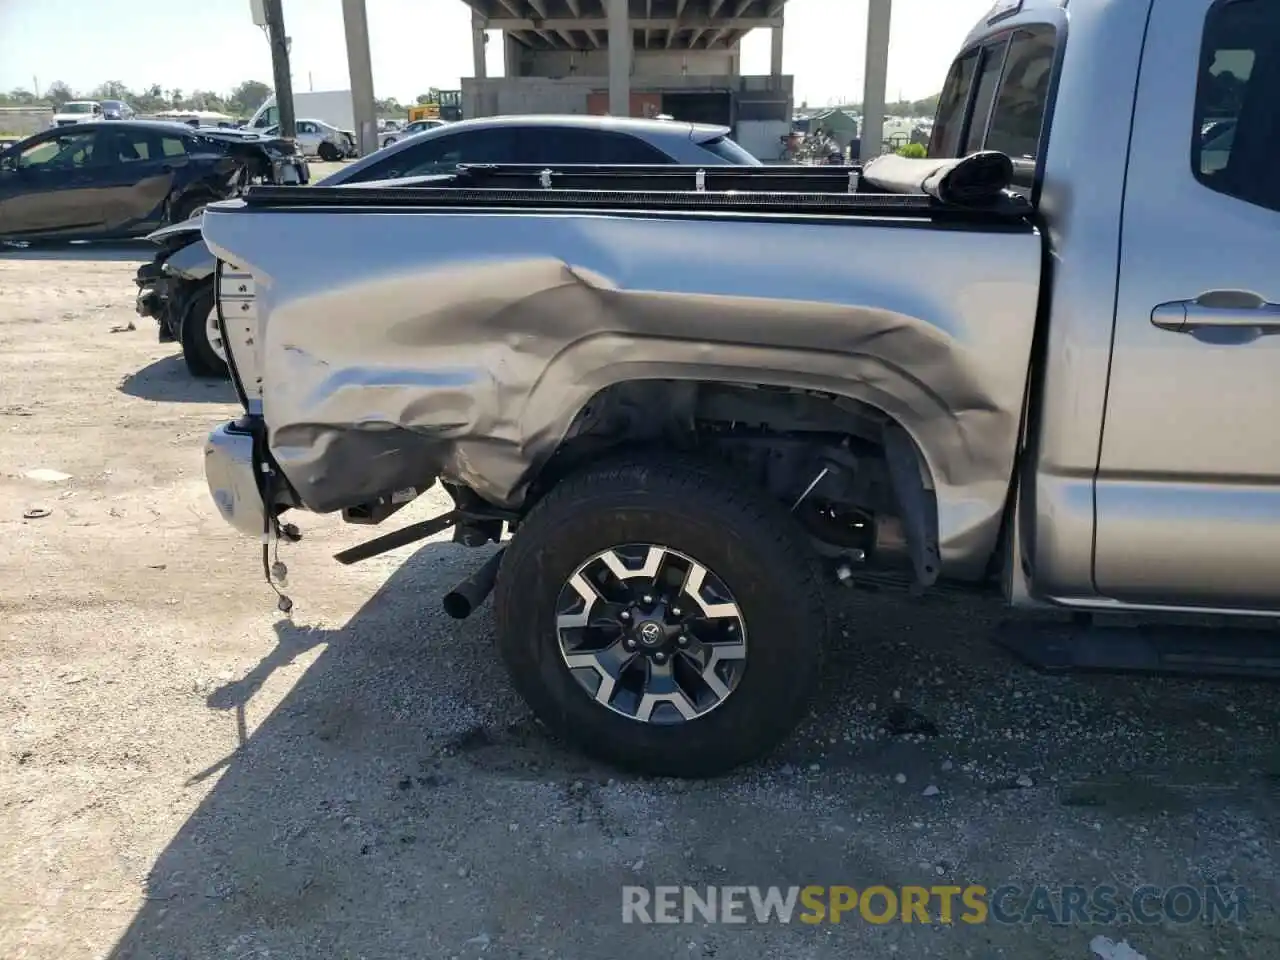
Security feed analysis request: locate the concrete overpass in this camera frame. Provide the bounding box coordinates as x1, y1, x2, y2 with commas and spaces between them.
338, 0, 892, 159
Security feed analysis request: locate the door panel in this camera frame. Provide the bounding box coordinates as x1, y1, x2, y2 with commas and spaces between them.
1095, 0, 1280, 608
93, 128, 175, 235
0, 131, 102, 237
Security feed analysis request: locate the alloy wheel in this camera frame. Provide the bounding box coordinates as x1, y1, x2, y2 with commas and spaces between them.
555, 543, 747, 724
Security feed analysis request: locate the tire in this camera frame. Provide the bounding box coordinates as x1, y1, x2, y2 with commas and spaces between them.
170, 195, 208, 224
493, 454, 826, 777
178, 281, 228, 379
317, 141, 340, 162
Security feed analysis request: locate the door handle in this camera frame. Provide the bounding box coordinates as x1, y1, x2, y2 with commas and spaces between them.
1150, 293, 1280, 332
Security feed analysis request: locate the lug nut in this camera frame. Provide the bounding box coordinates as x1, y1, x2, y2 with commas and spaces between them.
677, 634, 689, 646
654, 652, 667, 663
671, 606, 682, 617
620, 610, 630, 621
643, 594, 653, 605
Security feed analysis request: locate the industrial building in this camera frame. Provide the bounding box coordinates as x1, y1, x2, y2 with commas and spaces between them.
457, 0, 793, 161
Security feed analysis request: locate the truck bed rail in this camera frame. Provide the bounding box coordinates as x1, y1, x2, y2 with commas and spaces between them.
240, 162, 1033, 222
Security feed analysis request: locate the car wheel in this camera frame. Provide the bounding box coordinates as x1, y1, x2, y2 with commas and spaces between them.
178, 281, 228, 379
170, 195, 208, 224
492, 455, 826, 777
317, 141, 341, 162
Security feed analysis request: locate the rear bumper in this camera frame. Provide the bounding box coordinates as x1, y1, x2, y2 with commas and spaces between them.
205, 420, 267, 538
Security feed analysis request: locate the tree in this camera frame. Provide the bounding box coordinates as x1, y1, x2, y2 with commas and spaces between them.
416, 88, 442, 105
89, 80, 131, 101
46, 81, 74, 107
896, 142, 927, 158
228, 80, 272, 117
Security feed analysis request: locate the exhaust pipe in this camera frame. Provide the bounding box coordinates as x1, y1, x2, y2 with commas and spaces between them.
442, 548, 505, 620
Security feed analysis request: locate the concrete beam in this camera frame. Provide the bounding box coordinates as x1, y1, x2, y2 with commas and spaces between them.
565, 0, 580, 14
860, 0, 892, 161
606, 0, 631, 115
483, 16, 782, 29
340, 0, 377, 156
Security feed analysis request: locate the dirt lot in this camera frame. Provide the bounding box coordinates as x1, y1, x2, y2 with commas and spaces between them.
1, 248, 1278, 960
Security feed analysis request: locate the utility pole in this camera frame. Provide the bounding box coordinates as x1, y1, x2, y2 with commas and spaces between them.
264, 0, 296, 138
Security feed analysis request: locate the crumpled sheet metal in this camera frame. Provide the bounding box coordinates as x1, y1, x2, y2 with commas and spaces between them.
203, 206, 1041, 573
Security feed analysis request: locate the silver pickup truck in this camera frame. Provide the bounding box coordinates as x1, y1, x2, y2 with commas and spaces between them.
199, 0, 1280, 776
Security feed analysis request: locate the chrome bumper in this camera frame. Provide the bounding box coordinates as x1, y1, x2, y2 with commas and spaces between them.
205, 421, 266, 538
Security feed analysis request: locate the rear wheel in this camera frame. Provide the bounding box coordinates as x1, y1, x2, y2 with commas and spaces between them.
493, 456, 827, 777
317, 141, 341, 162
178, 281, 228, 379
170, 195, 208, 224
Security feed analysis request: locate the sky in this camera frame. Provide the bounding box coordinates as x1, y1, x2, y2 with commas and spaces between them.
0, 0, 994, 107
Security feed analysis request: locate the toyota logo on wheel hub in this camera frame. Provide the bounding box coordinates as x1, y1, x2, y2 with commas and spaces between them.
638, 621, 663, 645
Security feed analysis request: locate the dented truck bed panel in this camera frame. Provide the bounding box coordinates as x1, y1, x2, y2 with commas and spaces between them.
201, 205, 1041, 574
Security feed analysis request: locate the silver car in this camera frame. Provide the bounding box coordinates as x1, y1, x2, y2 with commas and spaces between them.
263, 119, 355, 162
380, 118, 446, 149
334, 114, 761, 183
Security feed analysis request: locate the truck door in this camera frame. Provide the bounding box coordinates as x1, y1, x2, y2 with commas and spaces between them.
1095, 0, 1280, 609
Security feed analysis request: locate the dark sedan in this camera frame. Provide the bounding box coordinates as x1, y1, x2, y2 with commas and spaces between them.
0, 121, 307, 242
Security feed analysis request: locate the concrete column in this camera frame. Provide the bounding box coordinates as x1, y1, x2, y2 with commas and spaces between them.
606, 0, 631, 116
770, 22, 784, 77
504, 34, 522, 78
860, 0, 892, 161
472, 17, 488, 79
341, 0, 378, 156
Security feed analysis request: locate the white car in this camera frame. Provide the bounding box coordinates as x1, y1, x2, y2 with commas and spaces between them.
381, 118, 446, 149
263, 119, 356, 161
49, 100, 102, 128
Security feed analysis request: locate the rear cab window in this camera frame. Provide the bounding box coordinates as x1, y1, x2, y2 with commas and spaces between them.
928, 14, 1060, 193
699, 136, 760, 165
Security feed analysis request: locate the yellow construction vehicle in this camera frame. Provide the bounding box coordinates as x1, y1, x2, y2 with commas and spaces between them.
408, 91, 463, 124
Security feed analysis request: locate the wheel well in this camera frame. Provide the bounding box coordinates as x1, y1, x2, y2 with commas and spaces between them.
528, 380, 942, 583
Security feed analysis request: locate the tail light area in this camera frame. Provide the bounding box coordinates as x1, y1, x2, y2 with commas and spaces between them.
215, 261, 263, 414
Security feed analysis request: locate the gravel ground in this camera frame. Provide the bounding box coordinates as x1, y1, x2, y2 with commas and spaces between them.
1, 248, 1278, 960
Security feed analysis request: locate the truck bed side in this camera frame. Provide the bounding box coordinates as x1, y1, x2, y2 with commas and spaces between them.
203, 196, 1041, 577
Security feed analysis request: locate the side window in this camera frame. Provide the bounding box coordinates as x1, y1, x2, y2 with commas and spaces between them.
1192, 0, 1279, 212
930, 51, 978, 158
349, 128, 521, 181
298, 121, 317, 135
106, 130, 156, 163
520, 128, 673, 164
161, 137, 188, 158
964, 40, 1009, 155
985, 26, 1057, 161
257, 107, 278, 128
17, 131, 97, 169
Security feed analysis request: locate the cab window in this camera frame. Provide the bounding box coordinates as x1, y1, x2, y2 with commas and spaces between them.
1192, 0, 1280, 212
17, 131, 98, 169
928, 22, 1059, 191
930, 51, 978, 158
985, 26, 1058, 161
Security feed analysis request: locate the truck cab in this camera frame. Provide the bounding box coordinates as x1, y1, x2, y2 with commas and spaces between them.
928, 0, 1280, 614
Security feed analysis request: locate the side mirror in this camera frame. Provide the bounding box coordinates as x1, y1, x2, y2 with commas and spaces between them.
0, 155, 16, 174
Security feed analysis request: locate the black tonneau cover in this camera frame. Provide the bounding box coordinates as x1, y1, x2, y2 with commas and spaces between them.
240, 156, 1031, 222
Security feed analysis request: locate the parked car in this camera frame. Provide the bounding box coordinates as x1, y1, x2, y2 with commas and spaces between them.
262, 119, 357, 161
380, 118, 445, 149
48, 100, 102, 128
132, 114, 759, 379
100, 99, 137, 121
346, 114, 762, 177
0, 121, 307, 243
198, 0, 1280, 777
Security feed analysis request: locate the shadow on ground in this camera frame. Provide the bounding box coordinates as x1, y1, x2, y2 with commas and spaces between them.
105, 542, 1280, 959
0, 240, 154, 263
118, 355, 237, 404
